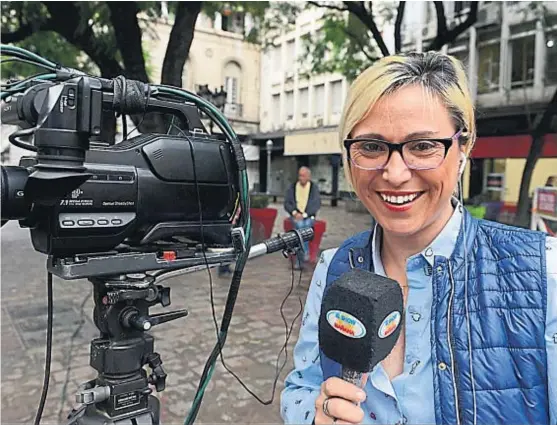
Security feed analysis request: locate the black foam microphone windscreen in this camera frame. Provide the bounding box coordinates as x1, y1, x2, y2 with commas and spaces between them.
319, 268, 404, 384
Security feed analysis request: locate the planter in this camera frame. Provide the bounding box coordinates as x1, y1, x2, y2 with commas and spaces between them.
249, 208, 278, 243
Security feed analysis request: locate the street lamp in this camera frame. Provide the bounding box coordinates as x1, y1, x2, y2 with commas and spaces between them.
195, 84, 227, 133
266, 139, 274, 194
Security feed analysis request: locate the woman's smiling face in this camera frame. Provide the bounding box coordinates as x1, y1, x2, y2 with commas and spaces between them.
348, 84, 465, 238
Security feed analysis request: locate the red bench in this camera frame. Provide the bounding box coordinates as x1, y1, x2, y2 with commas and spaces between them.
283, 218, 327, 263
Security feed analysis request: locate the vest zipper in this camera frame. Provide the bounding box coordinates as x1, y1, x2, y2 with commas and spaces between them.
447, 260, 463, 425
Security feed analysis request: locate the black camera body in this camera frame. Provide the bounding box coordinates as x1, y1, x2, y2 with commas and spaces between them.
1, 74, 242, 271
7, 133, 238, 256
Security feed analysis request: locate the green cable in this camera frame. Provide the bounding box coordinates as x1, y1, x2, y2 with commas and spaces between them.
183, 361, 216, 424
1, 44, 58, 69
0, 74, 57, 100
153, 86, 235, 135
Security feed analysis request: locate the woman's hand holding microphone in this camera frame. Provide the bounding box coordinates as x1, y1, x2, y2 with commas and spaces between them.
314, 377, 367, 424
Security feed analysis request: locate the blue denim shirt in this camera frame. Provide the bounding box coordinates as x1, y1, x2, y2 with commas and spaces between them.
281, 206, 557, 424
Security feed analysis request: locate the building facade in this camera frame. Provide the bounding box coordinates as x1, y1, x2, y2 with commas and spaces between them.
142, 11, 262, 190
254, 8, 358, 199
255, 1, 557, 206
401, 1, 557, 204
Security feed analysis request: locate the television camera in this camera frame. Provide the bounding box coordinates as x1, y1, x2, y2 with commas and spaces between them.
0, 45, 313, 425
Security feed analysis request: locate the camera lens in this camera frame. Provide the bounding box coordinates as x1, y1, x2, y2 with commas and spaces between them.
1, 165, 31, 221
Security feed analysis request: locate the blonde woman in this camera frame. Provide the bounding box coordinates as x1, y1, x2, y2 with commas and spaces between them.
281, 52, 557, 425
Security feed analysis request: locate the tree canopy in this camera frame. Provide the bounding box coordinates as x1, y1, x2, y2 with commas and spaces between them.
1, 1, 268, 86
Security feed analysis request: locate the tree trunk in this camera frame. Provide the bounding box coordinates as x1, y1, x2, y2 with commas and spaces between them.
394, 2, 406, 53
514, 134, 545, 227
161, 1, 202, 87
107, 2, 149, 82
514, 88, 557, 227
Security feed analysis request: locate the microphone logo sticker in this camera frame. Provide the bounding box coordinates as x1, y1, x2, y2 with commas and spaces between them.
326, 310, 366, 339
378, 311, 401, 339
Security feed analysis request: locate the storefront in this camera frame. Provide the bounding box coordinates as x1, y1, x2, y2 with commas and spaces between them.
465, 133, 557, 204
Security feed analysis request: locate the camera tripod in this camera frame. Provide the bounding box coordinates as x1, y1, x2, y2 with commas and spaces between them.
65, 273, 188, 425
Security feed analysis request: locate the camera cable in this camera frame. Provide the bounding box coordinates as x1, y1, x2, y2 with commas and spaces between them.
34, 272, 54, 425
184, 138, 304, 423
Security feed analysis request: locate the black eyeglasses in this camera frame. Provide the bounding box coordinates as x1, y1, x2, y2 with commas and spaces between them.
344, 129, 463, 171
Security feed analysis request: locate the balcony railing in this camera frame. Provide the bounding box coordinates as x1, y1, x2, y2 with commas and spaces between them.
224, 102, 243, 118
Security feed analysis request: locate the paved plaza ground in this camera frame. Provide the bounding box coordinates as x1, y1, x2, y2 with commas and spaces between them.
1, 201, 372, 424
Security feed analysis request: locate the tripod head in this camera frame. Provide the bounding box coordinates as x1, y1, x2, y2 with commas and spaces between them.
67, 273, 187, 425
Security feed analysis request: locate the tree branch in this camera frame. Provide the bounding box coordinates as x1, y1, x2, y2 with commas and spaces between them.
343, 1, 390, 57
394, 1, 406, 53
307, 1, 348, 12
427, 1, 479, 51
2, 22, 46, 43
161, 1, 202, 86
514, 87, 557, 226
533, 87, 557, 137
433, 2, 448, 38
43, 2, 124, 77
107, 2, 149, 82
342, 27, 376, 62
1, 4, 54, 43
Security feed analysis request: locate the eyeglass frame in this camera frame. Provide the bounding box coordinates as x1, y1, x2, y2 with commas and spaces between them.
343, 129, 464, 171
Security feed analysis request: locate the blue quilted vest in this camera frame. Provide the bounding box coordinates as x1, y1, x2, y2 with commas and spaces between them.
321, 210, 549, 425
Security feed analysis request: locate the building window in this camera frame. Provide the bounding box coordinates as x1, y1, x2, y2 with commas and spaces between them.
510, 35, 535, 88
449, 36, 470, 74
330, 80, 343, 115
285, 40, 295, 74
285, 91, 294, 120
221, 12, 244, 35
223, 61, 242, 118
225, 77, 238, 103
545, 30, 557, 85
425, 3, 432, 23
313, 84, 325, 118
509, 23, 536, 89
299, 87, 309, 120
477, 42, 500, 93
273, 47, 282, 70
299, 34, 312, 75
272, 94, 281, 125
450, 50, 469, 73
454, 1, 471, 16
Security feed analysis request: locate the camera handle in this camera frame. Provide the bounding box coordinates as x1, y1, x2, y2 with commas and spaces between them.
65, 273, 187, 425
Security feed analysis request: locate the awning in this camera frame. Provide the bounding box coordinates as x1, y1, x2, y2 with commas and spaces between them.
242, 144, 260, 161
284, 130, 342, 156
472, 134, 557, 158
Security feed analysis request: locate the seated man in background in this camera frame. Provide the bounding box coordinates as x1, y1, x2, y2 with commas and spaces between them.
284, 166, 321, 269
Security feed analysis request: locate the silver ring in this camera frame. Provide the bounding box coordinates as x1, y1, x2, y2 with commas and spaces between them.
323, 397, 333, 417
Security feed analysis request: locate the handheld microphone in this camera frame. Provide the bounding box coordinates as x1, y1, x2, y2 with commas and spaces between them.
318, 268, 404, 386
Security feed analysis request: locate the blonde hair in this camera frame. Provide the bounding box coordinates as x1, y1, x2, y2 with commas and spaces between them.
339, 51, 476, 184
